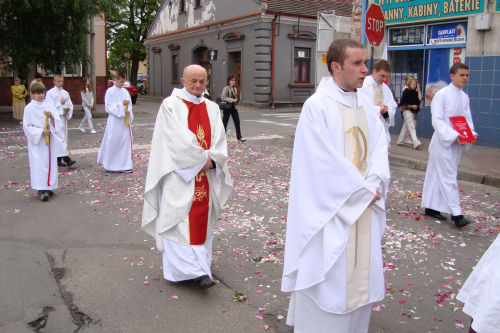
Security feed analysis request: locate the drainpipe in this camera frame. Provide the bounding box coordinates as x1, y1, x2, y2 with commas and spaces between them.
271, 16, 276, 108
361, 0, 367, 45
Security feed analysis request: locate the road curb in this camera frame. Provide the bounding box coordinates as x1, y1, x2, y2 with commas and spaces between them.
389, 155, 500, 188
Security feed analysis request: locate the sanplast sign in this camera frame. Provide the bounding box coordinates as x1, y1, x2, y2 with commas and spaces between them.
377, 0, 486, 25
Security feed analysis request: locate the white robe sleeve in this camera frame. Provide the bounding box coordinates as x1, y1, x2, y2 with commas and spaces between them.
23, 106, 44, 145
431, 91, 459, 146
174, 162, 205, 182
62, 91, 73, 120
383, 84, 397, 127
105, 89, 126, 118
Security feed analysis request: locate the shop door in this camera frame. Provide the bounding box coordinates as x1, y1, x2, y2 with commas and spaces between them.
388, 49, 424, 103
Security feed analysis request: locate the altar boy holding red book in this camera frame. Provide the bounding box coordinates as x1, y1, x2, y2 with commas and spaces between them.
421, 63, 477, 227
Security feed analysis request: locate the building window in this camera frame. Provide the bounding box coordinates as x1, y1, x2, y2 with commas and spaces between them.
294, 48, 310, 83
179, 0, 185, 13
172, 54, 179, 83
194, 0, 201, 8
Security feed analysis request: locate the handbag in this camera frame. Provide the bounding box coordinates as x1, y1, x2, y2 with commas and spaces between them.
216, 97, 233, 110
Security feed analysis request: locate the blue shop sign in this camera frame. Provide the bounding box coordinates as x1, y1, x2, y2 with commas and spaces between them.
428, 22, 467, 45
377, 0, 486, 25
496, 0, 500, 12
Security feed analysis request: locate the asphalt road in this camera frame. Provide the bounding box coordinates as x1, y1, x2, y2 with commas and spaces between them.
0, 99, 499, 333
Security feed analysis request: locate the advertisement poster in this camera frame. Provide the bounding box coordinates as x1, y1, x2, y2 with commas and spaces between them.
425, 47, 465, 105
428, 22, 467, 45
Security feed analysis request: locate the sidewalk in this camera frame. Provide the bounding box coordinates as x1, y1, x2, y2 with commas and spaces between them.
389, 134, 500, 187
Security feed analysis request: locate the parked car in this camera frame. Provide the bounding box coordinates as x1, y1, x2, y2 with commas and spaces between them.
107, 80, 138, 104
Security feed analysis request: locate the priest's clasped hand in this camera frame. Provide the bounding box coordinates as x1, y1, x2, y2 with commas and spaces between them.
369, 188, 381, 207
202, 158, 214, 171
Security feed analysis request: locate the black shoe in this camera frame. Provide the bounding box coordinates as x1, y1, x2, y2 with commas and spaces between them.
238, 138, 246, 143
452, 215, 471, 228
57, 162, 66, 167
66, 160, 76, 167
40, 192, 50, 201
197, 276, 216, 289
48, 190, 54, 197
425, 208, 447, 221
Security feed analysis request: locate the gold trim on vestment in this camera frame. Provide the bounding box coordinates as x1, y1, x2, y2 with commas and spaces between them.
337, 102, 371, 312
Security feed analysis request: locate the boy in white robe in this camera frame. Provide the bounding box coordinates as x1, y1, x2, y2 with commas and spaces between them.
45, 74, 76, 167
358, 59, 398, 148
421, 63, 477, 227
142, 65, 233, 289
282, 39, 390, 333
97, 72, 133, 172
23, 82, 62, 201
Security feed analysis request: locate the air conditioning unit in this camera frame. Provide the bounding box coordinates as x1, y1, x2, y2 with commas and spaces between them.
474, 13, 492, 31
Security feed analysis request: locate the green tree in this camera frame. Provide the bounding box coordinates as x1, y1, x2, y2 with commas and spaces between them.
107, 0, 162, 86
0, 0, 111, 79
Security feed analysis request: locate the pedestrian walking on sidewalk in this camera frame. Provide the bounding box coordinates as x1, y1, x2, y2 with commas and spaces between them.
79, 77, 96, 134
45, 74, 76, 168
23, 82, 62, 201
397, 77, 423, 149
421, 63, 478, 227
281, 39, 390, 332
142, 64, 233, 289
11, 77, 28, 124
221, 75, 246, 142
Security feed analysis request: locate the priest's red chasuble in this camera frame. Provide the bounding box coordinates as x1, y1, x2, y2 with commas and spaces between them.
183, 100, 211, 245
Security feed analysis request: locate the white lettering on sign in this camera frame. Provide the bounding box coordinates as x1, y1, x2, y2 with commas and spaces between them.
367, 17, 385, 32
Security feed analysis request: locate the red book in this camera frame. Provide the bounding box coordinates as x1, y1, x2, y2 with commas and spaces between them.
449, 116, 476, 143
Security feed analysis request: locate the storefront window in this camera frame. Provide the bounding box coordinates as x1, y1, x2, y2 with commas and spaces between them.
389, 26, 425, 46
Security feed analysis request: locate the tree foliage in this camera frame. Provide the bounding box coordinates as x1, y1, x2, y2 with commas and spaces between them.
107, 0, 162, 86
0, 0, 112, 79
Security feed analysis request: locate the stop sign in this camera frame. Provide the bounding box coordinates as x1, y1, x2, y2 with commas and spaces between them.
365, 4, 385, 46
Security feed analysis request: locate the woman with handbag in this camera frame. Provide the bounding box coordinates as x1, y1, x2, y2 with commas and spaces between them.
396, 77, 423, 149
221, 75, 245, 142
11, 77, 28, 125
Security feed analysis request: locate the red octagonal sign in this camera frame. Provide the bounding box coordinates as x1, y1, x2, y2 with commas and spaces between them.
365, 4, 385, 47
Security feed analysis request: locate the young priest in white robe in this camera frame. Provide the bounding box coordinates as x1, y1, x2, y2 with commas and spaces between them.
358, 59, 398, 148
282, 39, 390, 333
97, 73, 134, 172
23, 82, 63, 201
45, 74, 75, 167
421, 63, 477, 228
142, 65, 233, 289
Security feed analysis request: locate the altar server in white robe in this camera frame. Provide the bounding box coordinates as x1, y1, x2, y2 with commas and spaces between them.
23, 82, 63, 201
359, 59, 398, 147
97, 72, 134, 172
142, 65, 233, 289
421, 63, 477, 227
45, 74, 76, 167
282, 39, 390, 333
457, 234, 500, 333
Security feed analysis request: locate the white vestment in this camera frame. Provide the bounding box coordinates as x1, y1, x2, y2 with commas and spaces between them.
358, 75, 397, 146
421, 83, 475, 216
282, 77, 390, 332
45, 86, 73, 157
97, 86, 133, 171
23, 100, 63, 190
456, 234, 500, 333
142, 88, 233, 281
